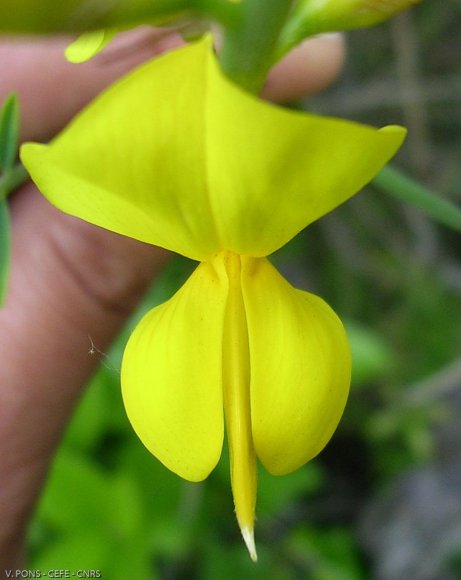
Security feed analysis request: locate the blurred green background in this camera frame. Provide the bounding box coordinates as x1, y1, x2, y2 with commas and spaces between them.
27, 1, 461, 577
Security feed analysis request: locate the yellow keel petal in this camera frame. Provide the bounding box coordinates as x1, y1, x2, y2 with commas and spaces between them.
221, 252, 257, 560
121, 259, 227, 482
241, 257, 351, 475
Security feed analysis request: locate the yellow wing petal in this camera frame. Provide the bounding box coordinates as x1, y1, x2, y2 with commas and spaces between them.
241, 256, 351, 475
121, 258, 227, 481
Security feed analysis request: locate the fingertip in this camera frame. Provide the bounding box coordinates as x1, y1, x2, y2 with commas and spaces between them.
262, 33, 346, 103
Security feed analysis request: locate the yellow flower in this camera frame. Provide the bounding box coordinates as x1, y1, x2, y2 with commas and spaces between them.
21, 38, 405, 559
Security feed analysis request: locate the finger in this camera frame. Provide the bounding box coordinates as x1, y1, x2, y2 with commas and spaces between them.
0, 185, 170, 565
262, 33, 345, 102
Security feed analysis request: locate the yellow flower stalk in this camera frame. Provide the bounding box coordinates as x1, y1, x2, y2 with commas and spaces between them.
21, 37, 406, 559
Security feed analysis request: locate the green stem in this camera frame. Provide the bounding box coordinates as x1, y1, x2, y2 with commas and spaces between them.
219, 0, 293, 93
0, 163, 29, 200
373, 165, 461, 234
195, 0, 241, 28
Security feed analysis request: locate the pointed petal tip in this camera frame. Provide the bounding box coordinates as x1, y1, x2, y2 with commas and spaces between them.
241, 527, 258, 562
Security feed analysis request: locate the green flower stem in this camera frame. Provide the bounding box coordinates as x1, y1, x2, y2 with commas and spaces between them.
373, 165, 461, 234
219, 0, 293, 93
0, 163, 29, 200
196, 0, 241, 28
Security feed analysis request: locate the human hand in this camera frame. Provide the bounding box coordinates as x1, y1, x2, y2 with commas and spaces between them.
0, 28, 344, 567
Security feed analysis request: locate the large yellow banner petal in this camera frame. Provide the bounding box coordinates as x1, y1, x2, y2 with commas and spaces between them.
121, 258, 227, 481
22, 38, 405, 261
241, 256, 351, 475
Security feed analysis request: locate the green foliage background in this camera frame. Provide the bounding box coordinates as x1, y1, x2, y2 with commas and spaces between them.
27, 2, 461, 577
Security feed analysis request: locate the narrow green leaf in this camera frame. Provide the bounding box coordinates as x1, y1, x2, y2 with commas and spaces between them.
373, 165, 461, 234
0, 198, 10, 306
0, 93, 19, 172
0, 163, 29, 201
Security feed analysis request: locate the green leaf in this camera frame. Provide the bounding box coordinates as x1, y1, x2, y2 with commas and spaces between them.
36, 449, 114, 531
31, 530, 111, 569
257, 462, 324, 516
373, 165, 461, 234
63, 368, 115, 451
0, 93, 19, 173
118, 442, 183, 518
346, 321, 395, 388
201, 541, 275, 579
288, 527, 366, 580
0, 164, 29, 201
0, 198, 10, 306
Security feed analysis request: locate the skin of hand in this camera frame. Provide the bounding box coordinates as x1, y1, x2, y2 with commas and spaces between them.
0, 28, 344, 567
